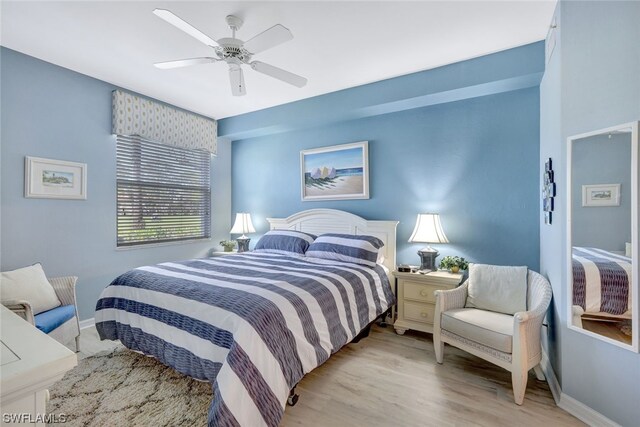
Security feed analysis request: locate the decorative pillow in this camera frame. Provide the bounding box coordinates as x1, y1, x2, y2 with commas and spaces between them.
465, 263, 528, 315
0, 263, 61, 315
306, 233, 384, 267
253, 230, 317, 256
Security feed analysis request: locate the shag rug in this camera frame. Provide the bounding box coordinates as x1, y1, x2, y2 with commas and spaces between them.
619, 320, 632, 337
47, 348, 212, 426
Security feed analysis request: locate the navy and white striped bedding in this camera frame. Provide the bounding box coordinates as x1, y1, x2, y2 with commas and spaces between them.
95, 252, 393, 427
572, 247, 632, 315
253, 230, 317, 256
306, 233, 384, 267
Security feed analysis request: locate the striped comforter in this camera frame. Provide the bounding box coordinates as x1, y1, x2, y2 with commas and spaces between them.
572, 247, 632, 315
95, 252, 393, 426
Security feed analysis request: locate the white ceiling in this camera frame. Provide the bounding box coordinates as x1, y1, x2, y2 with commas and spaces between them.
1, 1, 556, 119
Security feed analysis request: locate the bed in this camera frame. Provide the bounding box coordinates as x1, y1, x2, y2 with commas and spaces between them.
95, 209, 398, 427
571, 246, 632, 325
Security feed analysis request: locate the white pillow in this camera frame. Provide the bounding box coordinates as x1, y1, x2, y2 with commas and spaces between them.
1, 264, 61, 315
465, 263, 528, 315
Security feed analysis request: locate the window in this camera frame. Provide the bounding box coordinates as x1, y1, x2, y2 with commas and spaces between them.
116, 136, 211, 247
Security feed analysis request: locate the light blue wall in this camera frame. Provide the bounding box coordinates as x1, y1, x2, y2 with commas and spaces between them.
539, 2, 564, 378
0, 47, 232, 320
540, 1, 640, 425
223, 44, 542, 271
572, 133, 631, 251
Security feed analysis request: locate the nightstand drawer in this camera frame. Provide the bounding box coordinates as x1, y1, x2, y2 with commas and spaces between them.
403, 301, 436, 324
403, 281, 447, 303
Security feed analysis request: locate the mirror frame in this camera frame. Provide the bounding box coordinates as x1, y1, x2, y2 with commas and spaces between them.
566, 121, 639, 352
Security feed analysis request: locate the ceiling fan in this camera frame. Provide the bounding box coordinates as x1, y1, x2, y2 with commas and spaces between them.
153, 9, 308, 96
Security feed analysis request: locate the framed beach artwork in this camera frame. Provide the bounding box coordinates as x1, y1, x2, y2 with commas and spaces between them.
582, 183, 620, 207
25, 156, 87, 200
300, 141, 369, 201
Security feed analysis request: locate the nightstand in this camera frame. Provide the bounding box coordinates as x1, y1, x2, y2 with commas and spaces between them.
393, 270, 463, 335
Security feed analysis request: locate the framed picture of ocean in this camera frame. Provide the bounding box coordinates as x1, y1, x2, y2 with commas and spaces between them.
24, 156, 87, 200
300, 141, 369, 201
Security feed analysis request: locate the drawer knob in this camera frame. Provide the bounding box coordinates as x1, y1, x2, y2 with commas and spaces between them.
420, 290, 428, 296
421, 312, 428, 317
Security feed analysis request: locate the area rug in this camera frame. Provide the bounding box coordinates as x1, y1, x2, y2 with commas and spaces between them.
619, 320, 632, 337
47, 348, 212, 426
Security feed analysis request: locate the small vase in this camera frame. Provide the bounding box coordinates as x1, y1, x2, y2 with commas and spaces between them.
223, 247, 233, 252
450, 266, 460, 273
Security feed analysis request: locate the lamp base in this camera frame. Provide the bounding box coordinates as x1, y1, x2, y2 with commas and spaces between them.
417, 247, 439, 272
236, 238, 251, 253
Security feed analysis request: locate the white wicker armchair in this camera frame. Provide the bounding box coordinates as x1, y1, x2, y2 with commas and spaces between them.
3, 276, 80, 352
433, 270, 552, 405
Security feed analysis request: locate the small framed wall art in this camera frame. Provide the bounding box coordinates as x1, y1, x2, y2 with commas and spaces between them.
582, 183, 621, 207
25, 156, 87, 200
542, 157, 555, 224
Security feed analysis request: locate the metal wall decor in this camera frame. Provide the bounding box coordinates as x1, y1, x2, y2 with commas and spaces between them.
543, 157, 555, 224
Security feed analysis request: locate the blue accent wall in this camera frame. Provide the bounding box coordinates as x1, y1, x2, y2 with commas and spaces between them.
224, 44, 542, 270
540, 1, 640, 425
0, 47, 232, 320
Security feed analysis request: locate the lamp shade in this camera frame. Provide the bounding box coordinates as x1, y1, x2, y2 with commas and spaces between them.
230, 213, 256, 235
408, 213, 449, 244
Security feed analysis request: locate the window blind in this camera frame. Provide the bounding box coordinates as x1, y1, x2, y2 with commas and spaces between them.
116, 135, 211, 247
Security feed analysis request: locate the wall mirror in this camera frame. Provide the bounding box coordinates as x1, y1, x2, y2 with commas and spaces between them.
567, 121, 639, 351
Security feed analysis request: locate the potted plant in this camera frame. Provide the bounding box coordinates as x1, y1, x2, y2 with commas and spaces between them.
220, 240, 237, 252
439, 256, 469, 273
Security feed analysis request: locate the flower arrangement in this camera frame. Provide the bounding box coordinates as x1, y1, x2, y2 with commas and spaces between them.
220, 240, 237, 252
439, 256, 469, 273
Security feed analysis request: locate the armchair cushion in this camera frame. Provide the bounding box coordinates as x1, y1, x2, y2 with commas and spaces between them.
465, 264, 527, 315
1, 263, 61, 315
34, 304, 76, 334
441, 308, 514, 353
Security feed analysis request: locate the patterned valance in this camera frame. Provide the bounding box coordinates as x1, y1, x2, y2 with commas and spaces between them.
112, 90, 217, 154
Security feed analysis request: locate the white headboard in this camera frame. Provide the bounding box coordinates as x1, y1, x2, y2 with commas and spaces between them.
266, 209, 399, 272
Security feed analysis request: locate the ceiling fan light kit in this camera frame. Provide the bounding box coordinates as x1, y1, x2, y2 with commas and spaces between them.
153, 9, 307, 96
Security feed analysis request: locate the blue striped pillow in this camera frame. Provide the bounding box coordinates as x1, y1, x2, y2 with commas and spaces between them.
254, 230, 317, 256
306, 233, 384, 267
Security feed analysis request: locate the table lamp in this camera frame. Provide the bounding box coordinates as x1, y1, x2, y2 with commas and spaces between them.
408, 213, 449, 272
230, 213, 255, 253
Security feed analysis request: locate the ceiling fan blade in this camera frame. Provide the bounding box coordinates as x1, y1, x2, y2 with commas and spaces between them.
243, 24, 293, 54
250, 61, 307, 88
153, 8, 218, 47
229, 66, 247, 96
154, 57, 217, 69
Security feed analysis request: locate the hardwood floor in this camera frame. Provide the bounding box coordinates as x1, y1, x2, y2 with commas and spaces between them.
75, 325, 583, 427
582, 318, 632, 345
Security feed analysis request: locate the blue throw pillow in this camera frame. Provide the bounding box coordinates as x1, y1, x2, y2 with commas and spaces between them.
254, 230, 317, 256
306, 233, 384, 267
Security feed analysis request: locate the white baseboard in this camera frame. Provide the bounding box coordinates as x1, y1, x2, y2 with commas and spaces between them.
540, 350, 561, 404
558, 394, 621, 427
79, 317, 95, 330
541, 350, 620, 427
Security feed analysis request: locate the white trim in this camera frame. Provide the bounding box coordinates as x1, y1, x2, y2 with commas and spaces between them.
79, 317, 95, 330
267, 208, 398, 273
541, 350, 621, 427
540, 350, 561, 404
559, 394, 622, 427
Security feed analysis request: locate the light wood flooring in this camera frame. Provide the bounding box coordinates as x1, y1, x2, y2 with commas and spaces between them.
75, 325, 583, 427
582, 318, 632, 345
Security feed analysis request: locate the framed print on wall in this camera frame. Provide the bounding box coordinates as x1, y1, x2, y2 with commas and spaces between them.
300, 141, 369, 201
25, 156, 87, 200
582, 183, 620, 207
